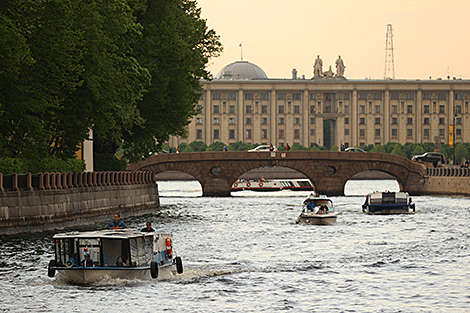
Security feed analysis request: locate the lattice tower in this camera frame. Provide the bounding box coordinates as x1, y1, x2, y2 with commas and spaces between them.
384, 24, 395, 79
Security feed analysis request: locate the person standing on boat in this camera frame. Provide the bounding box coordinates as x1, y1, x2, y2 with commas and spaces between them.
106, 213, 127, 230
306, 200, 315, 212
81, 254, 93, 267
141, 222, 155, 232
114, 256, 127, 267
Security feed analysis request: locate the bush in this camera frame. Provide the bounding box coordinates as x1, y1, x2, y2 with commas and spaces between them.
0, 158, 85, 174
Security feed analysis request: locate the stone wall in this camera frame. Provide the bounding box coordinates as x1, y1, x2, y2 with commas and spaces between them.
0, 184, 159, 235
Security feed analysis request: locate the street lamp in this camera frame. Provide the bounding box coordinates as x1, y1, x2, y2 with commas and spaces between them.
453, 109, 458, 165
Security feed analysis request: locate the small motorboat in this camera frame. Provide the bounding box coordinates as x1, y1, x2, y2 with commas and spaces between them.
362, 191, 415, 215
295, 193, 338, 225
47, 229, 183, 284
232, 179, 314, 192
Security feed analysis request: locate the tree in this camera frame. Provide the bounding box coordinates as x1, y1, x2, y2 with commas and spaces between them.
189, 141, 208, 152
391, 144, 406, 158
124, 0, 222, 162
207, 141, 225, 151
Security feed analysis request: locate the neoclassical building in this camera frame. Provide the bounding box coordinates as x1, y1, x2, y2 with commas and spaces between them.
169, 59, 470, 150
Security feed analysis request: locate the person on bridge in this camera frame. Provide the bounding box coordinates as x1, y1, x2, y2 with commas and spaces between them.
106, 213, 127, 230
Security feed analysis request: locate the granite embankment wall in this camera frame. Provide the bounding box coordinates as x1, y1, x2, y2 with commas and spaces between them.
0, 171, 159, 235
422, 167, 470, 196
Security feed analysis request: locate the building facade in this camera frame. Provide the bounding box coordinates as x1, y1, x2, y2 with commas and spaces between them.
169, 60, 470, 150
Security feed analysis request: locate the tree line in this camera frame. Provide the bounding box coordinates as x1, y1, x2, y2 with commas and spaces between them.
163, 141, 470, 164
0, 0, 222, 170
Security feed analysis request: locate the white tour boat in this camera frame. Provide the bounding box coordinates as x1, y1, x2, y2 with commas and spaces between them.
47, 229, 183, 284
295, 193, 339, 225
362, 191, 415, 215
231, 179, 314, 192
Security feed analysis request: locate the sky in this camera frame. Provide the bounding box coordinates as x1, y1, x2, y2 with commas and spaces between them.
197, 0, 470, 80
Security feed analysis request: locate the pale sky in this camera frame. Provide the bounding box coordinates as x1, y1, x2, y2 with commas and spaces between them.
197, 0, 470, 80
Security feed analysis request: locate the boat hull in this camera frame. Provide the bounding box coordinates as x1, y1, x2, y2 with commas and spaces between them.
295, 213, 338, 225
362, 204, 415, 215
56, 265, 175, 284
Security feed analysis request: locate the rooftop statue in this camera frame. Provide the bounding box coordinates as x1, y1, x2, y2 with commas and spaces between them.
313, 55, 323, 78
335, 55, 346, 77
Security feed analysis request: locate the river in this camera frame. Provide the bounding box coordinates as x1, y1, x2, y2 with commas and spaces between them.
1, 180, 469, 312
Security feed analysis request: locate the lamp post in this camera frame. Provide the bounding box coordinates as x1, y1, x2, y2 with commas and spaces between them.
453, 109, 458, 165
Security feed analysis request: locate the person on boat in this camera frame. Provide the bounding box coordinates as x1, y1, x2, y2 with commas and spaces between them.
81, 254, 93, 267
114, 256, 127, 267
106, 213, 127, 230
306, 200, 315, 212
141, 222, 155, 232
317, 205, 327, 215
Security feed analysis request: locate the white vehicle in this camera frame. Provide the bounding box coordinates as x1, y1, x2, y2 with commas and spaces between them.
47, 229, 183, 284
295, 193, 338, 225
248, 145, 278, 152
345, 147, 366, 152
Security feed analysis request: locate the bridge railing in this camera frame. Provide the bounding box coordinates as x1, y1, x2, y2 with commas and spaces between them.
426, 167, 470, 177
0, 171, 154, 192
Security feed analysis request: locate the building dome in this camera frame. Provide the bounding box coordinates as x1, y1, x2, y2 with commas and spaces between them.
215, 61, 268, 80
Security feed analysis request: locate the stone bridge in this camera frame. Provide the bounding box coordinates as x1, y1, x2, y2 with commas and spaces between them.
127, 151, 427, 197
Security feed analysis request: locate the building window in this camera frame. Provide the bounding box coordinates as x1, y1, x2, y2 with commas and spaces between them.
456, 117, 462, 125
229, 129, 235, 139
456, 128, 462, 137
214, 129, 219, 139
392, 129, 397, 138
196, 129, 202, 139
391, 93, 399, 100
359, 105, 365, 114
246, 105, 252, 114
439, 118, 445, 125
424, 128, 429, 138
213, 117, 219, 124
344, 105, 349, 113
260, 93, 269, 100
455, 105, 462, 114
438, 93, 446, 100
407, 129, 413, 138
292, 93, 301, 100
407, 118, 413, 125
310, 129, 315, 136
294, 129, 300, 139
278, 105, 284, 114
392, 105, 398, 114
439, 105, 445, 113
375, 118, 380, 125
358, 93, 367, 100
278, 129, 285, 139
278, 117, 284, 124
245, 93, 253, 100
375, 129, 381, 138
227, 93, 236, 100
261, 105, 268, 114
359, 129, 365, 138
344, 128, 349, 135
245, 129, 252, 139
294, 105, 300, 114
229, 118, 235, 124
261, 129, 267, 139
422, 93, 431, 100
294, 118, 300, 125
439, 129, 445, 137
212, 93, 221, 100
310, 105, 316, 114
277, 93, 286, 100
407, 105, 413, 113
375, 105, 381, 114
424, 105, 430, 114
392, 117, 397, 124
309, 93, 316, 100
373, 93, 382, 100
424, 117, 429, 125
196, 117, 202, 124
229, 105, 235, 114
213, 105, 219, 114
344, 93, 350, 100
261, 117, 267, 124
310, 118, 315, 124
344, 117, 349, 125
405, 93, 414, 100
360, 118, 365, 125
246, 118, 252, 125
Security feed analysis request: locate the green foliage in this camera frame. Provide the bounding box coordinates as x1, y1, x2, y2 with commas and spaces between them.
291, 143, 309, 151
390, 145, 407, 158
0, 157, 85, 174
206, 141, 225, 151
370, 145, 386, 153
455, 144, 468, 164
189, 141, 208, 152
227, 141, 252, 151
182, 145, 194, 153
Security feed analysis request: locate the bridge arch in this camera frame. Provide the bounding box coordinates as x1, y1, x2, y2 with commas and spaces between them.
128, 151, 426, 197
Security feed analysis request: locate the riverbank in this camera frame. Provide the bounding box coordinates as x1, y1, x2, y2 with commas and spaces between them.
155, 167, 395, 181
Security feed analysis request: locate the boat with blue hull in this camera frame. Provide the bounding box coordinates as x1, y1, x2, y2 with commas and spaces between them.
362, 191, 415, 215
47, 229, 183, 284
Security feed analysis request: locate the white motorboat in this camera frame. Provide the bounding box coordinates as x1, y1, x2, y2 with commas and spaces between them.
295, 194, 338, 225
47, 229, 183, 284
232, 179, 314, 192
362, 191, 415, 215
